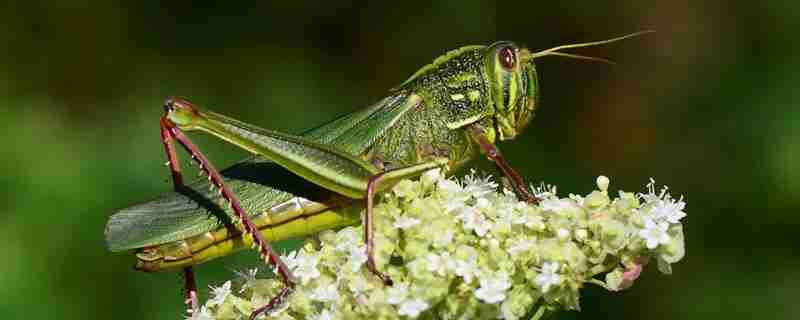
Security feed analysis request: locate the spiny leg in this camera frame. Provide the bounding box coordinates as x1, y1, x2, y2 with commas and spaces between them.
467, 124, 538, 203
160, 107, 295, 320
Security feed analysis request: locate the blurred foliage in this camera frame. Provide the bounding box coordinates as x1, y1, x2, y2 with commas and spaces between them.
0, 1, 797, 319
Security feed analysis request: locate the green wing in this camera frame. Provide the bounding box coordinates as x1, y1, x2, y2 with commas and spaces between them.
105, 93, 420, 252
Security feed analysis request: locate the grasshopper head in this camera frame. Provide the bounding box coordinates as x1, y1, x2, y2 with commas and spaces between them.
484, 31, 653, 140
484, 42, 538, 140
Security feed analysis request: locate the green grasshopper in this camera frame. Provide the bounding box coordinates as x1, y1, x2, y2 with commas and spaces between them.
105, 31, 650, 319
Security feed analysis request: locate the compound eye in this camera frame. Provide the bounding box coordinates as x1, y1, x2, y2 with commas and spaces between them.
498, 46, 516, 69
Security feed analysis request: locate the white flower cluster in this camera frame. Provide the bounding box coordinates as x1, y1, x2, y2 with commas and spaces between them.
194, 171, 686, 319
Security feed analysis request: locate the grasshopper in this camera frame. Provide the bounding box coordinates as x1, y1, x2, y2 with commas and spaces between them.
105, 31, 650, 319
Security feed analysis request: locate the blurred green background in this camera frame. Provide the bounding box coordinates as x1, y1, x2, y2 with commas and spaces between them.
1, 1, 798, 319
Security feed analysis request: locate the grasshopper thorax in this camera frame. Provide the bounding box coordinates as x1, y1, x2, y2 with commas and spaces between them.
484, 42, 538, 140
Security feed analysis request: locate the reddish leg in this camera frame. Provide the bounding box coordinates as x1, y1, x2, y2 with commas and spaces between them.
160, 106, 295, 320
467, 124, 538, 203
364, 172, 393, 286
362, 159, 448, 286
161, 118, 200, 317
183, 267, 199, 316
160, 117, 184, 190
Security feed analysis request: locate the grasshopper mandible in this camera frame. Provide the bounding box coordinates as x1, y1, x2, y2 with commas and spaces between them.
105, 31, 650, 319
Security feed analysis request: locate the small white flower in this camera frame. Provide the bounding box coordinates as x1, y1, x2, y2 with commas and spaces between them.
463, 170, 498, 198
334, 228, 360, 252
569, 193, 585, 206
235, 267, 258, 281
639, 219, 670, 249
444, 199, 468, 214
508, 239, 536, 255
187, 306, 213, 320
496, 206, 515, 223
393, 179, 418, 198
539, 198, 574, 213
398, 299, 430, 318
426, 252, 454, 276
234, 268, 258, 293
456, 206, 492, 237
512, 208, 545, 230
475, 197, 491, 210
206, 280, 231, 307
439, 179, 471, 213
386, 283, 409, 305
500, 301, 517, 320
310, 309, 334, 320
387, 282, 430, 317
532, 183, 557, 198
347, 245, 368, 272
650, 197, 687, 224
432, 229, 454, 247
475, 272, 512, 304
639, 178, 664, 203
437, 179, 463, 194
439, 186, 471, 213
556, 228, 570, 240
393, 216, 421, 229
422, 168, 443, 184
596, 175, 610, 191
574, 229, 589, 241
534, 262, 562, 293
348, 276, 370, 296
453, 258, 481, 284
310, 283, 339, 302
283, 250, 321, 284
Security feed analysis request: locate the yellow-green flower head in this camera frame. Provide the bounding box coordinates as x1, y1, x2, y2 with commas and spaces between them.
196, 172, 687, 319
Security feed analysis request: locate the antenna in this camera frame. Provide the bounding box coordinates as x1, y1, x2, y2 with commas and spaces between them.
524, 30, 654, 64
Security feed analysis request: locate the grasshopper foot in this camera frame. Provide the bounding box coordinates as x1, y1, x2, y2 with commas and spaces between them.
527, 194, 542, 205
249, 284, 294, 320
366, 257, 394, 286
